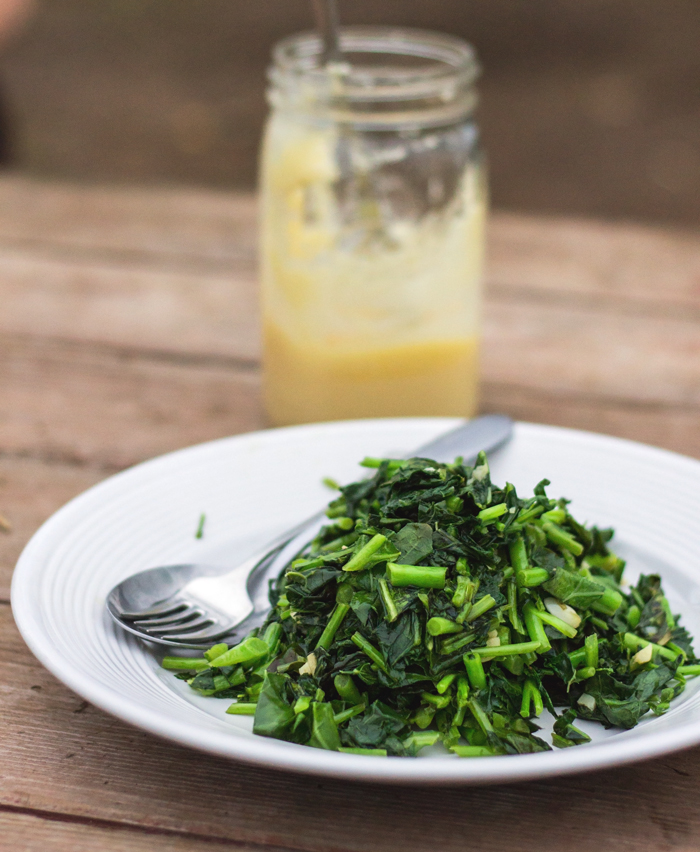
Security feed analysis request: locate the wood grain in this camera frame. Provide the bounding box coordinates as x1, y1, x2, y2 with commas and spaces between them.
2, 603, 700, 852
0, 811, 268, 852
1, 331, 697, 478
0, 175, 256, 264
0, 177, 698, 472
0, 457, 103, 600
2, 177, 700, 850
0, 335, 261, 470
488, 212, 700, 314
482, 382, 700, 461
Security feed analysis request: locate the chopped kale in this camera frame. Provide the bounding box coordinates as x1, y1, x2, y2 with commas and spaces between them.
166, 452, 698, 758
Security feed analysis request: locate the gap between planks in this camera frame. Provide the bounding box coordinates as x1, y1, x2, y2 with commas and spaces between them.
0, 806, 297, 852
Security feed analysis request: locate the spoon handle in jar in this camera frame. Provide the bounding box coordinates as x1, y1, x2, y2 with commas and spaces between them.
311, 0, 342, 64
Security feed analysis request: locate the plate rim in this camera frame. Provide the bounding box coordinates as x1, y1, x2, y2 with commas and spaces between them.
11, 417, 700, 785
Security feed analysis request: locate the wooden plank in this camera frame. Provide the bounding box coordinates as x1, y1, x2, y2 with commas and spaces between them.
1, 239, 699, 387
483, 300, 700, 409
0, 330, 697, 484
2, 175, 256, 263
4, 182, 700, 852
0, 810, 268, 852
0, 247, 259, 360
0, 335, 262, 471
483, 382, 700, 461
0, 457, 103, 601
2, 604, 700, 852
489, 212, 700, 314
2, 179, 699, 310
0, 183, 698, 423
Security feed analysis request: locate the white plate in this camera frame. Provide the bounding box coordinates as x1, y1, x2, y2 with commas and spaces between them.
11, 418, 700, 784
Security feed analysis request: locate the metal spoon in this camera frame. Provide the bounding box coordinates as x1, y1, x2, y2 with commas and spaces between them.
312, 0, 342, 64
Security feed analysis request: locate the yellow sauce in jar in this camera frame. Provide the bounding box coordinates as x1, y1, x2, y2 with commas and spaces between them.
260, 118, 486, 426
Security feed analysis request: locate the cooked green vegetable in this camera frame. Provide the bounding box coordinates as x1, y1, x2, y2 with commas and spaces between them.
166, 453, 698, 757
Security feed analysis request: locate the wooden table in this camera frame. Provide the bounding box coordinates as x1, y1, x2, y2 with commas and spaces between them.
1, 174, 700, 851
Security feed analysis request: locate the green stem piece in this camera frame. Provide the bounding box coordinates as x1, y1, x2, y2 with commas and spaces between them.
263, 622, 283, 656
427, 617, 463, 636
451, 745, 498, 758
509, 535, 529, 586
535, 609, 577, 639
463, 653, 487, 690
161, 656, 209, 671
457, 676, 470, 706
466, 697, 493, 735
471, 640, 541, 658
519, 568, 550, 588
421, 692, 452, 708
590, 588, 623, 617
541, 521, 584, 556
478, 503, 508, 523
440, 631, 476, 655
226, 703, 257, 715
507, 579, 524, 633
568, 647, 586, 668
294, 696, 312, 715
209, 637, 269, 668
436, 673, 457, 694
343, 534, 387, 572
585, 633, 599, 669
627, 604, 641, 628
404, 731, 441, 753
338, 747, 388, 756
520, 678, 544, 718
316, 603, 350, 651
378, 579, 399, 623
333, 703, 366, 725
623, 632, 679, 661
573, 666, 596, 682
515, 504, 545, 525
540, 508, 567, 524
523, 602, 551, 652
452, 574, 471, 608
465, 594, 497, 623
204, 643, 228, 662
386, 563, 446, 589
351, 632, 389, 673
334, 673, 363, 705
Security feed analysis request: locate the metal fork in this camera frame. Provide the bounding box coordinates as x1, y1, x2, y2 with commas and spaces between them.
106, 415, 513, 648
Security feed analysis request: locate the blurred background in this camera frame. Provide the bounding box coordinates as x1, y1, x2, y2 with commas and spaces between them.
0, 0, 699, 227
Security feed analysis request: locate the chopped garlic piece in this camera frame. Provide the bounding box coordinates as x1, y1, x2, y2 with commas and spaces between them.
486, 630, 500, 648
657, 631, 672, 647
577, 693, 596, 712
299, 652, 318, 676
633, 643, 653, 665
544, 596, 582, 629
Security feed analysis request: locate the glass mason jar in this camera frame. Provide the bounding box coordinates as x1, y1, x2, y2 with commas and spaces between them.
260, 27, 486, 426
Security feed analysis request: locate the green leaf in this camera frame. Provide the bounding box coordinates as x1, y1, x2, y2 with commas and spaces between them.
530, 546, 565, 575
392, 522, 433, 565
349, 591, 376, 626
252, 673, 295, 739
308, 702, 341, 751
374, 611, 420, 667
344, 701, 408, 750
542, 567, 607, 609
552, 709, 591, 747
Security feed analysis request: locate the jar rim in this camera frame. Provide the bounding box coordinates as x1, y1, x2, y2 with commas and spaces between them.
271, 26, 479, 104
